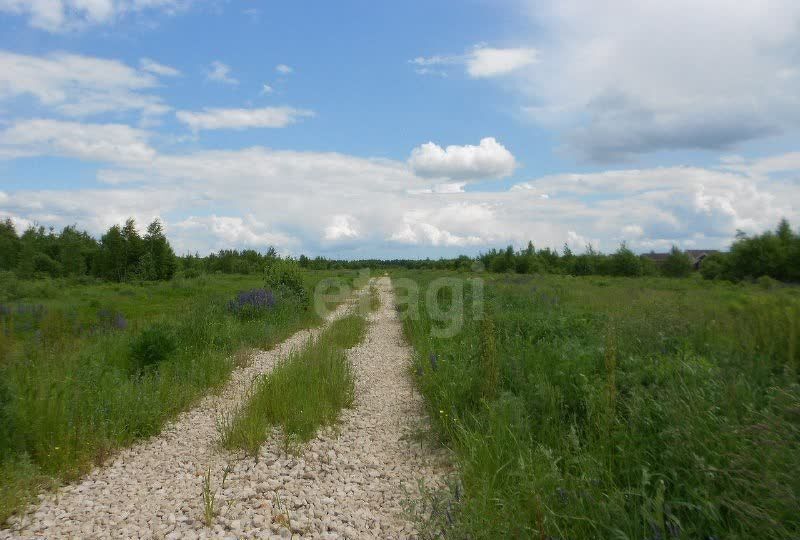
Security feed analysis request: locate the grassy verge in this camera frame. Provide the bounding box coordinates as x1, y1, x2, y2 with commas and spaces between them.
221, 313, 367, 454
395, 271, 800, 539
0, 270, 357, 524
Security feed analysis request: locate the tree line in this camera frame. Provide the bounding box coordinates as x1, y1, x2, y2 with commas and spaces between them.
0, 218, 176, 281
1, 217, 797, 283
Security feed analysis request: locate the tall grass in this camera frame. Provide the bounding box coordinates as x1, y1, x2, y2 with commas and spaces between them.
221, 313, 367, 454
396, 271, 800, 539
0, 271, 356, 524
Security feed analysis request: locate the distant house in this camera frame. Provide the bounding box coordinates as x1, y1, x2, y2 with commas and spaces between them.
642, 249, 721, 270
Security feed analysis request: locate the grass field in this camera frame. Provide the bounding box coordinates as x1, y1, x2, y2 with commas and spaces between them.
395, 271, 800, 539
0, 270, 357, 523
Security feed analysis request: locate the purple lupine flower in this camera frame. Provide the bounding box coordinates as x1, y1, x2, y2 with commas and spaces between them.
227, 288, 276, 318
113, 313, 128, 330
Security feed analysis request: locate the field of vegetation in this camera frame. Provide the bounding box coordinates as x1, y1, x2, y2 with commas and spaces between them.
396, 271, 800, 539
0, 266, 358, 523
221, 312, 367, 455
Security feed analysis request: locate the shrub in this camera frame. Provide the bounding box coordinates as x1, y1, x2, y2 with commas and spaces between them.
265, 259, 308, 305
661, 246, 693, 278
181, 268, 202, 279
700, 252, 728, 280
610, 243, 642, 276
129, 324, 177, 373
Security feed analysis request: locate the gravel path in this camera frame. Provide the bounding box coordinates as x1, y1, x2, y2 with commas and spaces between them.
2, 277, 449, 539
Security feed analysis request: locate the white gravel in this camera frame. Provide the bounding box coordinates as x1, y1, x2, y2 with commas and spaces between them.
2, 277, 449, 539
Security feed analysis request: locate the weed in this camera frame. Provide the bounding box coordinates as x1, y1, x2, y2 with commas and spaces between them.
201, 466, 217, 526
369, 285, 380, 311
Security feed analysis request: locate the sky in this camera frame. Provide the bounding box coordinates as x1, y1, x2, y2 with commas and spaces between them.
0, 0, 798, 258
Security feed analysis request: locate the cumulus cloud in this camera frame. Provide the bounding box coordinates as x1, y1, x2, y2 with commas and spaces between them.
514, 0, 800, 161
173, 215, 295, 253
324, 215, 360, 241
1, 119, 797, 257
206, 61, 238, 85
0, 50, 170, 118
175, 107, 315, 131
275, 64, 293, 75
408, 137, 516, 180
0, 0, 189, 32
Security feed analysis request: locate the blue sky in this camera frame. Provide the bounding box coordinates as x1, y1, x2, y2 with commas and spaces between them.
0, 0, 798, 258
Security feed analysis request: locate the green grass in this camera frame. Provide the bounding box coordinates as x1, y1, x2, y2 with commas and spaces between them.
221, 313, 367, 454
368, 284, 381, 312
0, 270, 358, 524
395, 270, 800, 539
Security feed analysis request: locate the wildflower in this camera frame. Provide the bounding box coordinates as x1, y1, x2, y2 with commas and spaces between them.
113, 313, 128, 330
227, 289, 276, 319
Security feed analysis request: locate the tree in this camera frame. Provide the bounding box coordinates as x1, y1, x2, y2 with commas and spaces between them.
143, 219, 176, 280
59, 226, 88, 276
661, 246, 693, 278
122, 218, 144, 277
610, 243, 642, 277
0, 219, 20, 271
97, 225, 127, 281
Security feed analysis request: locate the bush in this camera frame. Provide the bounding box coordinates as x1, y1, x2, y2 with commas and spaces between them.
180, 268, 202, 279
264, 259, 308, 304
129, 324, 177, 373
610, 243, 642, 276
661, 246, 693, 278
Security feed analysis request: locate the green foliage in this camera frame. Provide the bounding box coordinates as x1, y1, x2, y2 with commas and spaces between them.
265, 258, 308, 304
610, 242, 643, 276
704, 219, 800, 283
0, 271, 353, 523
0, 219, 20, 271
396, 270, 800, 538
129, 324, 177, 373
221, 314, 365, 453
661, 245, 693, 277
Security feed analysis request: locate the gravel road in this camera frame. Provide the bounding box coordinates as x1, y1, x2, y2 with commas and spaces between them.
2, 277, 448, 539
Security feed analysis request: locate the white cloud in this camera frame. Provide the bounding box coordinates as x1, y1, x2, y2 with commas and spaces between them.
324, 215, 360, 241
513, 0, 800, 160
408, 137, 516, 180
2, 119, 797, 257
261, 84, 274, 94
411, 45, 538, 78
276, 64, 293, 75
0, 50, 170, 118
139, 57, 180, 77
0, 119, 155, 163
206, 61, 238, 85
175, 107, 314, 131
466, 46, 538, 78
173, 215, 294, 253
0, 0, 188, 32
